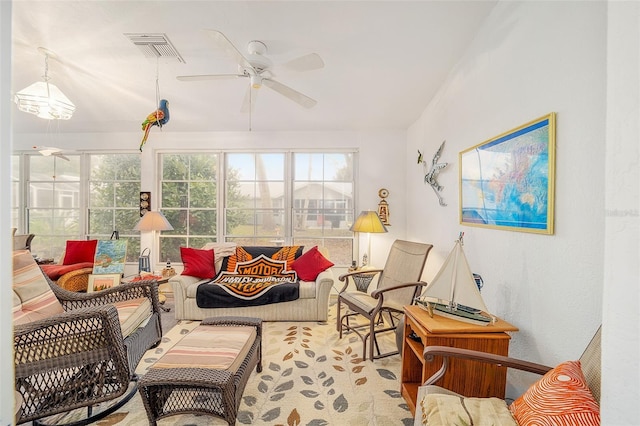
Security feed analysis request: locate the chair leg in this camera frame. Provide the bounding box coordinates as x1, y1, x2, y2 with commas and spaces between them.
368, 318, 376, 361
336, 297, 342, 333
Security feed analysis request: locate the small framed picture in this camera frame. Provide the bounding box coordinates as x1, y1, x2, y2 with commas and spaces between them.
88, 274, 122, 292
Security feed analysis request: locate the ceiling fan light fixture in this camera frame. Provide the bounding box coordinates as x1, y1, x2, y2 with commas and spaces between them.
251, 74, 263, 89
14, 48, 75, 120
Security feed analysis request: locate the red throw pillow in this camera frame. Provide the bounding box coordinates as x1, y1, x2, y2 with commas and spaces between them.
180, 247, 216, 278
62, 240, 98, 265
510, 360, 600, 426
290, 246, 334, 281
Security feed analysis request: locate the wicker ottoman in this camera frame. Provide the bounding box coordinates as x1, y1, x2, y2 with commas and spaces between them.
138, 316, 262, 425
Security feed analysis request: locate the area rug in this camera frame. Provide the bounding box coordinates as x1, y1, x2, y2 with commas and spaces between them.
47, 303, 413, 425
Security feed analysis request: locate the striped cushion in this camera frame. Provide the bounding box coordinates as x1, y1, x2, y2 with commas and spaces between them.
153, 324, 256, 373
113, 297, 152, 337
510, 360, 600, 426
13, 250, 64, 325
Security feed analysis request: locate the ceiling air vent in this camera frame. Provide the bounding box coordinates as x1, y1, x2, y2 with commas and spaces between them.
124, 33, 185, 63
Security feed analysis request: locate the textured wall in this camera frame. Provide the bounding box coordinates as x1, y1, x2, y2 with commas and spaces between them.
406, 1, 606, 399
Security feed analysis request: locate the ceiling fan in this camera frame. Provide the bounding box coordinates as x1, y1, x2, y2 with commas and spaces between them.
32, 145, 70, 161
177, 30, 324, 111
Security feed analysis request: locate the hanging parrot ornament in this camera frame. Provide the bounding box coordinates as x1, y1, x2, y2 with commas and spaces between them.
139, 99, 170, 151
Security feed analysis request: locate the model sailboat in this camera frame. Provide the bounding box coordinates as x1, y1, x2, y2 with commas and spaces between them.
415, 233, 496, 326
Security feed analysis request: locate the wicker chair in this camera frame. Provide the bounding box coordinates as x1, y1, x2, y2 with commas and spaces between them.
337, 240, 433, 361
13, 250, 163, 425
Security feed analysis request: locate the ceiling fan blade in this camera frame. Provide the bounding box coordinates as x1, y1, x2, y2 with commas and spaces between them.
204, 30, 254, 71
177, 74, 245, 82
262, 78, 317, 109
282, 53, 325, 72
240, 85, 258, 113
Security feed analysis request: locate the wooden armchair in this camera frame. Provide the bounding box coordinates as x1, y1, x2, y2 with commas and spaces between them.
414, 326, 601, 425
337, 240, 433, 361
13, 250, 162, 425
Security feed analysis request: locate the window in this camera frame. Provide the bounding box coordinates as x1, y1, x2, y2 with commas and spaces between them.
27, 155, 82, 259
88, 154, 142, 262
292, 153, 354, 265
13, 153, 142, 262
160, 153, 219, 263
225, 152, 286, 245
159, 151, 356, 266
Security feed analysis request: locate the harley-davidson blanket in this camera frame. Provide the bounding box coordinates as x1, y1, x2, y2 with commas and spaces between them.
196, 254, 299, 308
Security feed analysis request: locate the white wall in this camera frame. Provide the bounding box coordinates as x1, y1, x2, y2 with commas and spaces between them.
601, 1, 640, 423
0, 1, 15, 423
406, 1, 606, 400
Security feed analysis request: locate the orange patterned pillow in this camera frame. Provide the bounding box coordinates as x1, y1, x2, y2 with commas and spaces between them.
510, 360, 600, 426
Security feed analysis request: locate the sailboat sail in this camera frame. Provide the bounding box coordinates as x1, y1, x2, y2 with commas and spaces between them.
417, 235, 493, 324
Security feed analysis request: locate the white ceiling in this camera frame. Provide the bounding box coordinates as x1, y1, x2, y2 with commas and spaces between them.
11, 1, 496, 134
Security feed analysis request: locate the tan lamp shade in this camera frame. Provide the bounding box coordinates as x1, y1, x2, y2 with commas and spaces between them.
350, 210, 388, 234
134, 211, 174, 232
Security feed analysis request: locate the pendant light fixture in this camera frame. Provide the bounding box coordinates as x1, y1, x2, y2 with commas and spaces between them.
14, 47, 75, 120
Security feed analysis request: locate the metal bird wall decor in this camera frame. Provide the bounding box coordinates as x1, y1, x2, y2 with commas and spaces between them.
417, 140, 449, 206
139, 99, 170, 151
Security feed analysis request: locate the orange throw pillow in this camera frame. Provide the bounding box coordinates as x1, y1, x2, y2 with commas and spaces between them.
510, 360, 600, 426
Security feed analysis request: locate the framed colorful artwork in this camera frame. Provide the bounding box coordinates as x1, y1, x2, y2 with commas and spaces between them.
459, 113, 556, 234
93, 240, 128, 275
87, 274, 121, 292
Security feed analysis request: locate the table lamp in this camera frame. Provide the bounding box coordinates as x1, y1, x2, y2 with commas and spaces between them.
350, 210, 388, 266
134, 211, 173, 272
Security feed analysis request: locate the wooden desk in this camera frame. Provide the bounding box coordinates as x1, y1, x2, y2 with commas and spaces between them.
401, 305, 518, 415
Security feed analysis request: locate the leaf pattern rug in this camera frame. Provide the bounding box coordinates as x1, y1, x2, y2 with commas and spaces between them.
46, 303, 413, 425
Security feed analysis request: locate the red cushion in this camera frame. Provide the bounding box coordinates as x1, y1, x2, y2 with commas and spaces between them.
290, 246, 334, 281
62, 240, 98, 265
510, 360, 600, 426
180, 247, 216, 278
41, 262, 95, 280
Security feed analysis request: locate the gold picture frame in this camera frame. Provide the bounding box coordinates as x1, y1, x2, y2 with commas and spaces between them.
87, 274, 121, 292
459, 113, 556, 234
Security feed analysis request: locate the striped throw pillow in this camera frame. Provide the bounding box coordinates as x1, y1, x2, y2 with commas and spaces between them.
13, 250, 64, 325
510, 360, 600, 426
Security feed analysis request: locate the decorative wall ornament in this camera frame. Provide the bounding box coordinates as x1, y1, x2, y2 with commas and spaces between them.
377, 188, 390, 226
417, 140, 449, 206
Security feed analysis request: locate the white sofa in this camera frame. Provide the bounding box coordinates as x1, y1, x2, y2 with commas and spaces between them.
170, 244, 334, 322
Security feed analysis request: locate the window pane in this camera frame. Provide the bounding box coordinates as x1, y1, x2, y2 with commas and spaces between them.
294, 153, 323, 180
90, 182, 114, 207
190, 154, 217, 180
161, 153, 218, 249
162, 182, 188, 208
115, 182, 141, 207
162, 154, 190, 180
189, 210, 217, 235
227, 153, 255, 180
89, 209, 114, 234
226, 209, 255, 235
190, 182, 216, 208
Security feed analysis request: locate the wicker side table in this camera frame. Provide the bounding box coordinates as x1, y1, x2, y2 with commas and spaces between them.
138, 316, 262, 425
